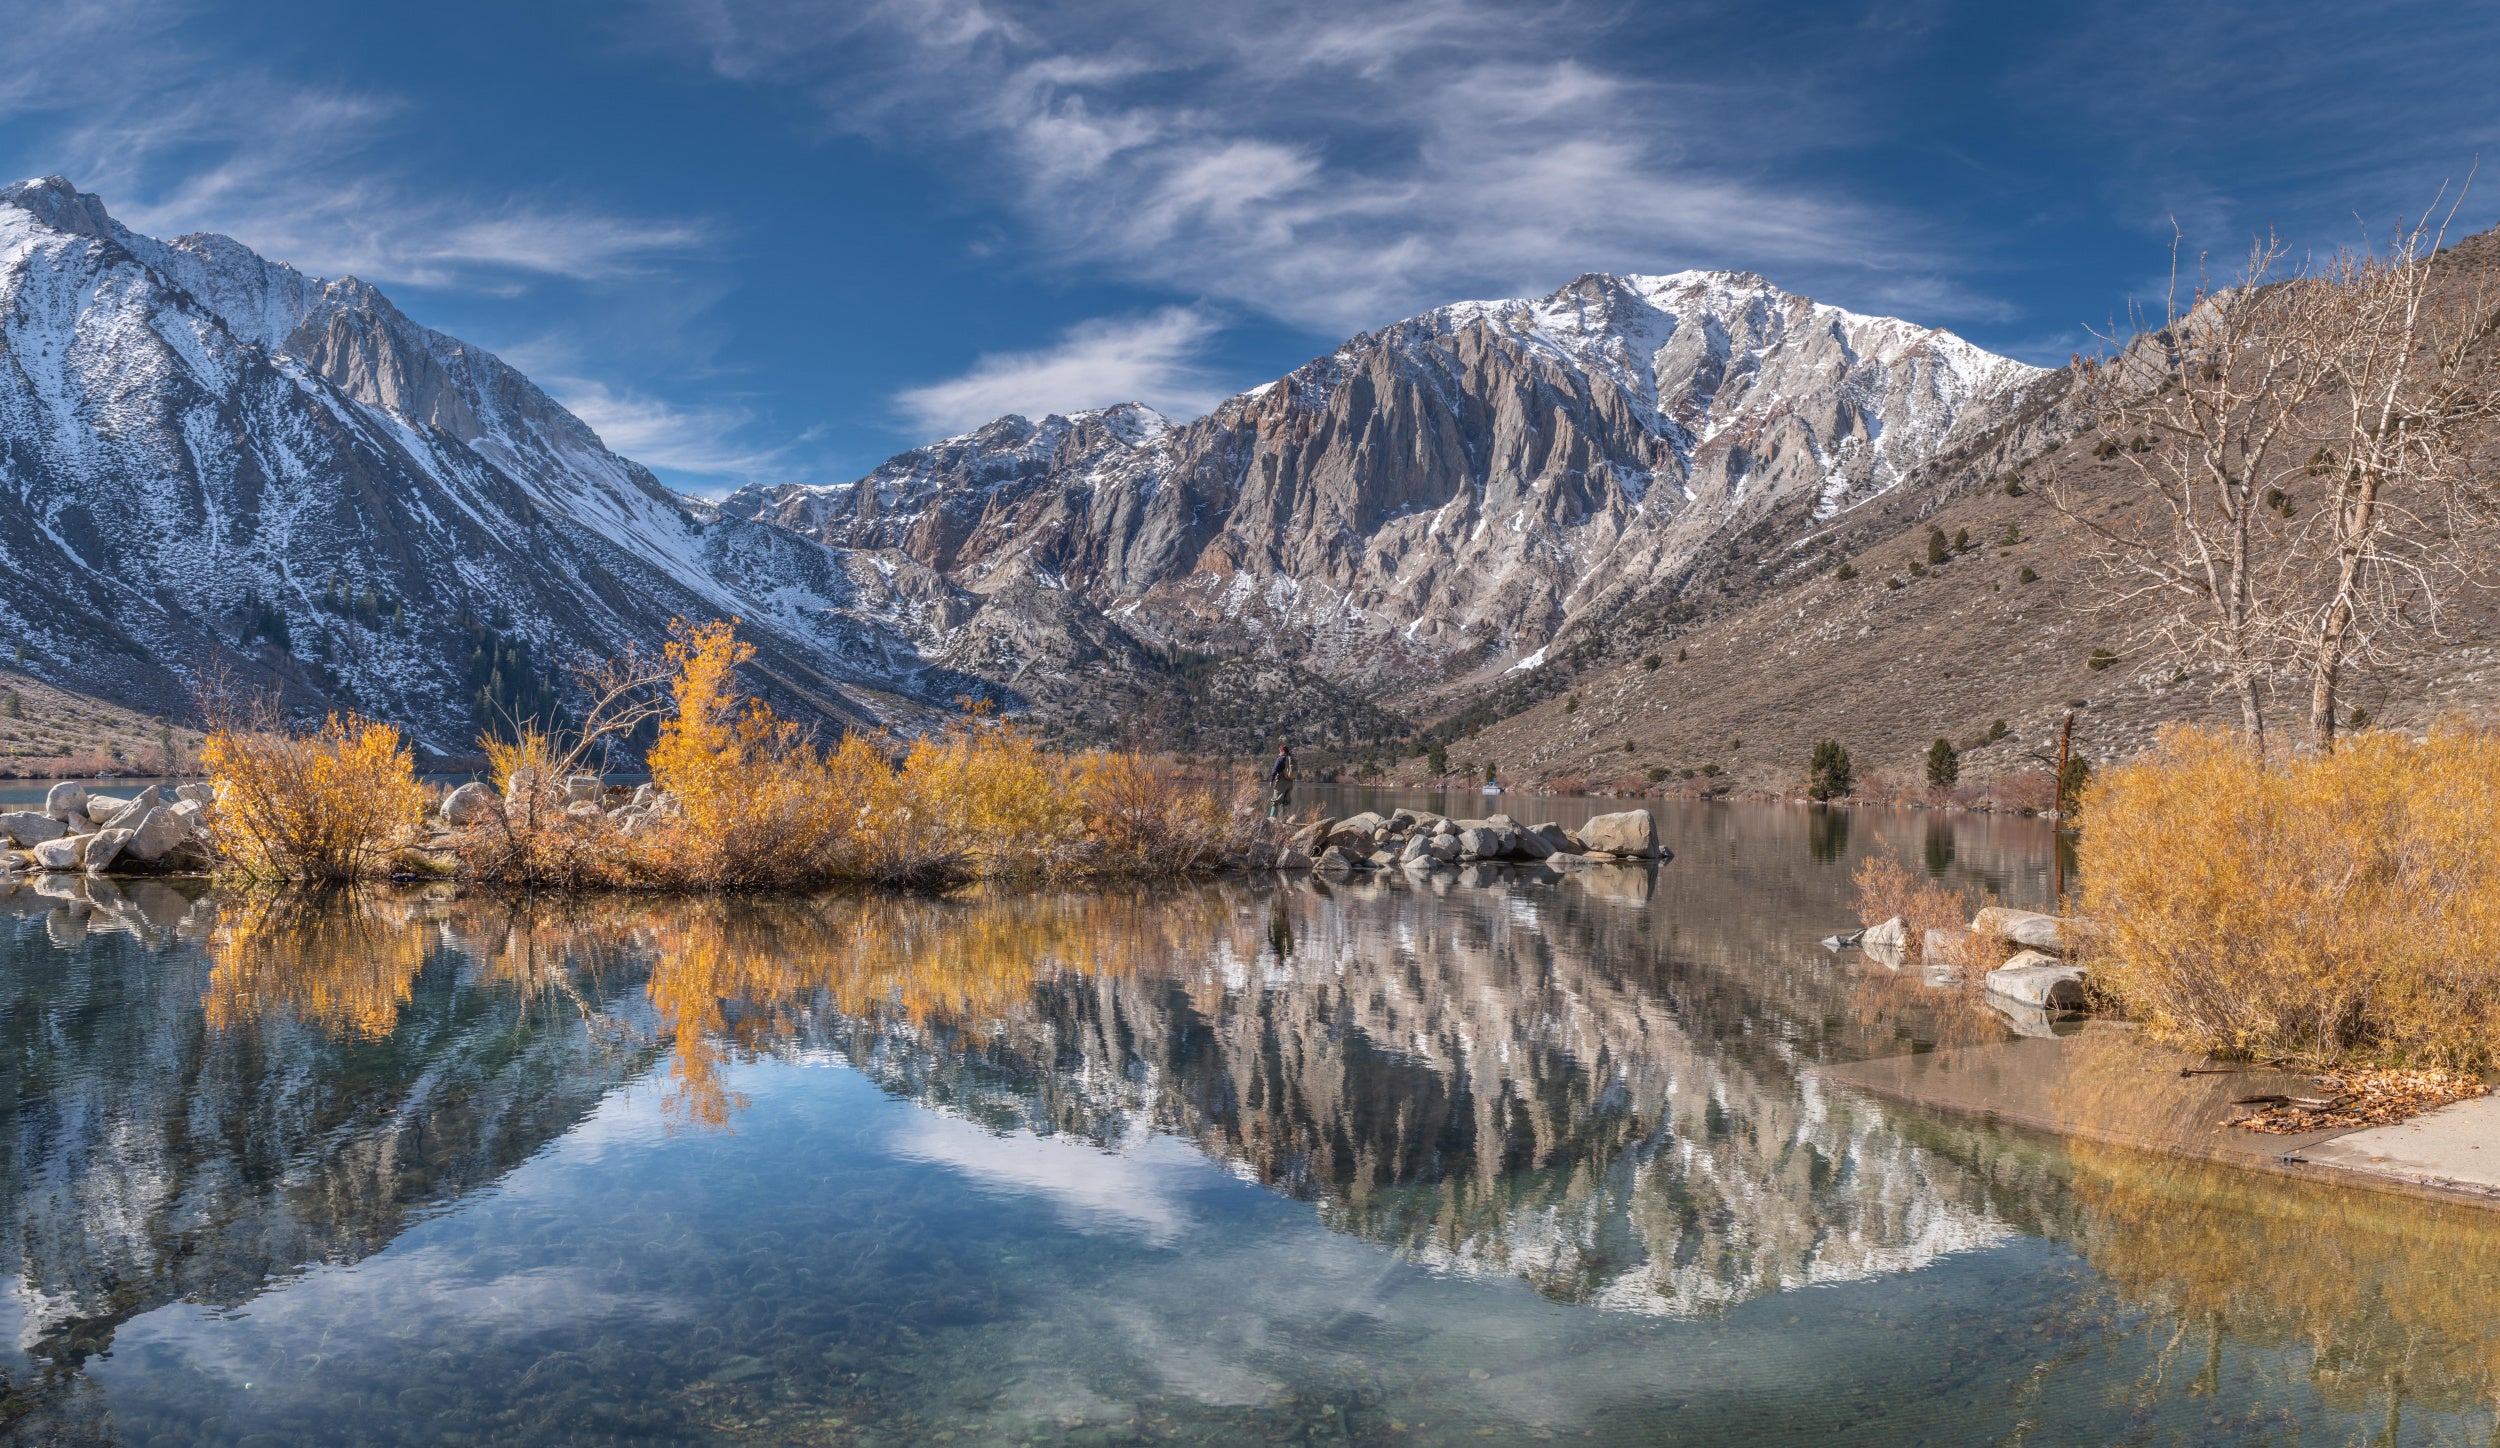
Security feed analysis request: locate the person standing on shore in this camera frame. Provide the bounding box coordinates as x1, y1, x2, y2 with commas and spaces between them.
1268, 743, 1295, 819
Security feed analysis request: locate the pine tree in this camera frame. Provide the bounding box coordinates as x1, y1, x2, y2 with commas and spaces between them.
1807, 739, 1853, 801
1427, 739, 1447, 777
1926, 736, 1960, 788
1926, 528, 1949, 565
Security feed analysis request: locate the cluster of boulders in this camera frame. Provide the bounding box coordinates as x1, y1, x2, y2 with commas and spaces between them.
1279, 807, 1668, 874
436, 774, 672, 834
1848, 904, 2088, 1029
0, 782, 217, 876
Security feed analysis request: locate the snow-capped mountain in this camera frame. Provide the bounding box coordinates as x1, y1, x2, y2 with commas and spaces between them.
0, 174, 2046, 749
0, 176, 1022, 748
728, 270, 2047, 684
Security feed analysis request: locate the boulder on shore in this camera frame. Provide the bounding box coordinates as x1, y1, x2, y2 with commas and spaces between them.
45, 782, 89, 824
121, 807, 193, 864
564, 774, 603, 804
32, 836, 86, 871
175, 782, 216, 805
440, 781, 503, 826
1580, 809, 1661, 857
1862, 916, 1907, 950
1971, 906, 2069, 954
101, 787, 163, 831
83, 828, 135, 873
1315, 844, 1369, 872
1986, 951, 2089, 1009
1274, 846, 1313, 871
0, 811, 66, 847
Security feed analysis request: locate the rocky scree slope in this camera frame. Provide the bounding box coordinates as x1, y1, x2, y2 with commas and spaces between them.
0, 177, 1056, 750
727, 272, 2047, 694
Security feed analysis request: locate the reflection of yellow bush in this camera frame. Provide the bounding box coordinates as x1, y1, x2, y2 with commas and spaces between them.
2067, 1136, 2500, 1413
2081, 723, 2500, 1066
205, 892, 435, 1040
632, 890, 1230, 1126
203, 714, 426, 881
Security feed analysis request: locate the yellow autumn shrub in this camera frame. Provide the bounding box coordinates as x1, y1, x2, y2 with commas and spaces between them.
2080, 722, 2500, 1067
643, 619, 866, 889
202, 713, 426, 881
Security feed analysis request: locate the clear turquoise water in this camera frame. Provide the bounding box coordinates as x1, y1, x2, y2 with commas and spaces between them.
5, 799, 2494, 1445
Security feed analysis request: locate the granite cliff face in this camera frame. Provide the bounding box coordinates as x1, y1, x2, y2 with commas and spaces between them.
728, 273, 2045, 689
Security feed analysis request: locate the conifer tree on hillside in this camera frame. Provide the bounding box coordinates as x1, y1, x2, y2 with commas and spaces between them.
1807, 740, 1853, 801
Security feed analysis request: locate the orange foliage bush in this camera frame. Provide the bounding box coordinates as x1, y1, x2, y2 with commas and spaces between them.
453, 618, 1255, 892
202, 713, 426, 881
1851, 846, 1983, 966
2081, 722, 2500, 1067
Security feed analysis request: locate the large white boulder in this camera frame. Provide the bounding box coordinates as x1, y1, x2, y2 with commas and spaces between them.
1862, 916, 1907, 950
100, 786, 162, 830
0, 811, 65, 846
1986, 951, 2088, 1009
175, 782, 216, 805
32, 835, 88, 871
439, 781, 503, 826
1456, 825, 1499, 859
1580, 809, 1660, 857
82, 828, 135, 873
44, 781, 89, 824
563, 774, 603, 804
121, 807, 194, 864
1972, 907, 2069, 954
83, 793, 132, 825
1525, 822, 1576, 856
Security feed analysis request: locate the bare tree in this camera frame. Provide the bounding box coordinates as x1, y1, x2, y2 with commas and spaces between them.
2061, 233, 2333, 753
2290, 193, 2500, 749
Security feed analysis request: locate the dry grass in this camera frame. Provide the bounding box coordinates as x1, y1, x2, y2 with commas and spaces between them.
200, 713, 427, 882
2081, 721, 2500, 1068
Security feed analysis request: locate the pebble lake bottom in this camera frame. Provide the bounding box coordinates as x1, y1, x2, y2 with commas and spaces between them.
6, 793, 2495, 1446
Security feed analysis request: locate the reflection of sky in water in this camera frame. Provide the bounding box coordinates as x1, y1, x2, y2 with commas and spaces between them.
6, 798, 2500, 1443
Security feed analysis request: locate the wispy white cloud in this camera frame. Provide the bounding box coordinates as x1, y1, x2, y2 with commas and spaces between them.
2, 0, 705, 290
634, 0, 1942, 337
544, 376, 789, 481
894, 307, 1227, 434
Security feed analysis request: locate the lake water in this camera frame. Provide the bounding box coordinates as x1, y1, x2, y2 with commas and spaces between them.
7, 795, 2498, 1445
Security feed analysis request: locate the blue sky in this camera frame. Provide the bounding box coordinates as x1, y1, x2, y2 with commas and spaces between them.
4, 0, 2494, 493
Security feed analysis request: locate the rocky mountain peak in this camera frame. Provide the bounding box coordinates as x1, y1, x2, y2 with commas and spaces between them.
0, 175, 115, 240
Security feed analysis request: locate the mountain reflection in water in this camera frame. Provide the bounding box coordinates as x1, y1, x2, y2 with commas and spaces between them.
7, 800, 2500, 1445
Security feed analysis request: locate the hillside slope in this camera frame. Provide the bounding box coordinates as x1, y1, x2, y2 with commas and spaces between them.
1409, 226, 2500, 795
